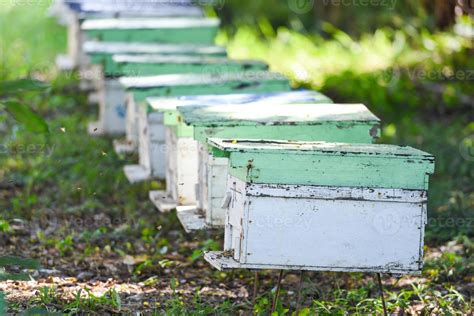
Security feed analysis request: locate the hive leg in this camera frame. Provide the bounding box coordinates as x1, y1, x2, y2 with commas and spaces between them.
376, 273, 388, 316
271, 270, 284, 313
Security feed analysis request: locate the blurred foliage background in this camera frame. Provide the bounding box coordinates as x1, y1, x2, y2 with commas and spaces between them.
219, 0, 462, 33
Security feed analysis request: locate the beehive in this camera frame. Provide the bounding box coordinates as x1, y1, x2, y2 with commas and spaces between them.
55, 0, 204, 70
71, 1, 203, 19
84, 41, 226, 76
84, 42, 227, 137
204, 139, 435, 274
179, 103, 380, 231
81, 18, 220, 44
118, 71, 291, 183
145, 90, 332, 216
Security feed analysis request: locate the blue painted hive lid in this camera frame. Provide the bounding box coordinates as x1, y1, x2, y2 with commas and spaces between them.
81, 17, 220, 30
119, 72, 288, 89
180, 103, 380, 126
83, 41, 226, 55
146, 90, 333, 111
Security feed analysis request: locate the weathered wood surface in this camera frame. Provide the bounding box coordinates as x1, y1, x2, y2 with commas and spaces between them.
138, 110, 166, 180
113, 139, 136, 155
64, 0, 203, 18
212, 174, 429, 274
147, 90, 332, 112
149, 190, 177, 213
176, 206, 208, 233
82, 18, 220, 30
125, 93, 139, 145
183, 103, 381, 143
181, 103, 379, 126
95, 79, 127, 135
197, 144, 229, 227
113, 55, 268, 77
148, 90, 332, 136
209, 139, 435, 190
82, 18, 220, 44
64, 0, 200, 18
123, 164, 151, 184
84, 42, 226, 74
120, 72, 289, 92
84, 41, 226, 56
164, 127, 199, 207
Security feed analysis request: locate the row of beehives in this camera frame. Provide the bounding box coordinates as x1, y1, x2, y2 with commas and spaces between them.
51, 0, 435, 274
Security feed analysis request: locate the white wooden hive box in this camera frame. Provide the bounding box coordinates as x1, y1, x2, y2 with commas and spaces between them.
204, 139, 435, 274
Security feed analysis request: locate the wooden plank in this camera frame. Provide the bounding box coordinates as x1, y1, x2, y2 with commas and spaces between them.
97, 79, 127, 135
186, 103, 381, 143
204, 252, 421, 275
120, 72, 288, 90
113, 55, 268, 78
78, 4, 203, 18
81, 18, 220, 30
84, 41, 226, 56
149, 190, 177, 213
182, 103, 379, 126
113, 139, 136, 155
123, 165, 151, 184
148, 90, 332, 112
82, 18, 220, 45
176, 206, 208, 233
85, 42, 227, 76
246, 183, 428, 203
138, 109, 166, 179
164, 128, 199, 206
216, 175, 428, 274
208, 139, 435, 190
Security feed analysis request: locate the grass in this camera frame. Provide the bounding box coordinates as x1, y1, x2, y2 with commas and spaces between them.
0, 1, 473, 314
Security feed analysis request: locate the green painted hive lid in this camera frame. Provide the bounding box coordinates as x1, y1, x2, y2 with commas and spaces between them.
180, 103, 379, 126
119, 72, 288, 89
81, 17, 220, 30
112, 54, 267, 68
208, 138, 435, 190
83, 41, 226, 56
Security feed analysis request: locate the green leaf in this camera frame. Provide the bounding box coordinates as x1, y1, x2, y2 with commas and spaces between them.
0, 79, 49, 95
2, 101, 49, 133
0, 292, 5, 315
0, 256, 40, 269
